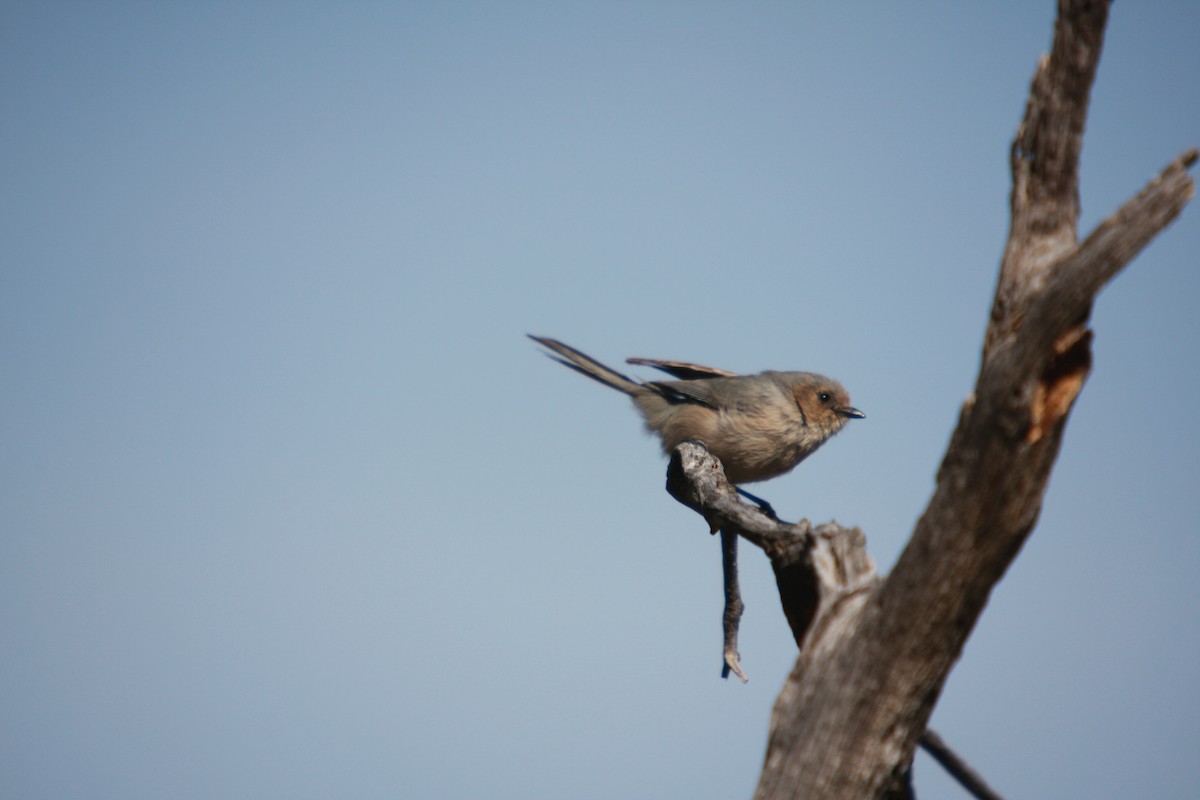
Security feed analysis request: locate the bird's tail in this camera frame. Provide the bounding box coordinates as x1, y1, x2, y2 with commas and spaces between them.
528, 335, 644, 396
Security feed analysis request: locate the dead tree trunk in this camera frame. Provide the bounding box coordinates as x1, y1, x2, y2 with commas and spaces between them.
667, 2, 1195, 797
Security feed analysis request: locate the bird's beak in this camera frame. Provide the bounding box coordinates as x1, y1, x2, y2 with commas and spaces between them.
838, 407, 866, 419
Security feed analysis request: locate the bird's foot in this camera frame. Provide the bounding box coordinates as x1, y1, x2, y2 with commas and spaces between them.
735, 487, 778, 521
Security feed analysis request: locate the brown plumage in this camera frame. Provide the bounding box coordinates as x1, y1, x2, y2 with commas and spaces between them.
529, 335, 863, 484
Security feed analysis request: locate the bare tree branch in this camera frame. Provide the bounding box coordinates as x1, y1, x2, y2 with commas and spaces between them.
666, 442, 878, 650
668, 443, 980, 800
664, 2, 1194, 798
720, 529, 748, 682
918, 729, 1006, 800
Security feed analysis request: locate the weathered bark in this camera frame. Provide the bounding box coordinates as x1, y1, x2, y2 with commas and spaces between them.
667, 2, 1195, 798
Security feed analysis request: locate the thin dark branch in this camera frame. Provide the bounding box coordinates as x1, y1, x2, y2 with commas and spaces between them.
919, 729, 1006, 800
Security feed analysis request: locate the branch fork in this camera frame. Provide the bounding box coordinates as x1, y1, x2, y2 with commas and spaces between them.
663, 6, 1193, 797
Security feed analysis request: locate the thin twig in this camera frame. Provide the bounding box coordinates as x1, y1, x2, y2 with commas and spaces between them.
919, 729, 1006, 800
720, 528, 748, 682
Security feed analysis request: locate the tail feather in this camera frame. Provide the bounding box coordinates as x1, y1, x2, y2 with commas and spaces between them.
528, 335, 643, 395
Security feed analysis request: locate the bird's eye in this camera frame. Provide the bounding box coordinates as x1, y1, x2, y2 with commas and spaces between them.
819, 392, 831, 403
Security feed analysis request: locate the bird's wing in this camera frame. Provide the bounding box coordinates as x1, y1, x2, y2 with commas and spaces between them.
645, 379, 724, 408
625, 357, 738, 380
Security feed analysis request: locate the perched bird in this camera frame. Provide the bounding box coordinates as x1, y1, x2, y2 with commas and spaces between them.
528, 335, 863, 485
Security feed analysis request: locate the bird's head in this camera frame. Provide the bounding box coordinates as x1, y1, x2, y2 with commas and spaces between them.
787, 374, 865, 437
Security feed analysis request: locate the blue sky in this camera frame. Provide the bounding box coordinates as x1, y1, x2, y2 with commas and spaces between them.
2, 2, 1197, 798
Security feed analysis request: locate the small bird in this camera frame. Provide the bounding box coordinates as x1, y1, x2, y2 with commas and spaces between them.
528, 335, 863, 485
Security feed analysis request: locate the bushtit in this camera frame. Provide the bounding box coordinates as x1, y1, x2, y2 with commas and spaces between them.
529, 335, 864, 485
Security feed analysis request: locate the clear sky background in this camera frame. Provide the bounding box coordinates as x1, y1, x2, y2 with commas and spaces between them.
2, 2, 1197, 799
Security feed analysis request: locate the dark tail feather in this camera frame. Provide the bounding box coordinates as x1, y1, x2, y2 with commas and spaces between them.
527, 335, 643, 395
